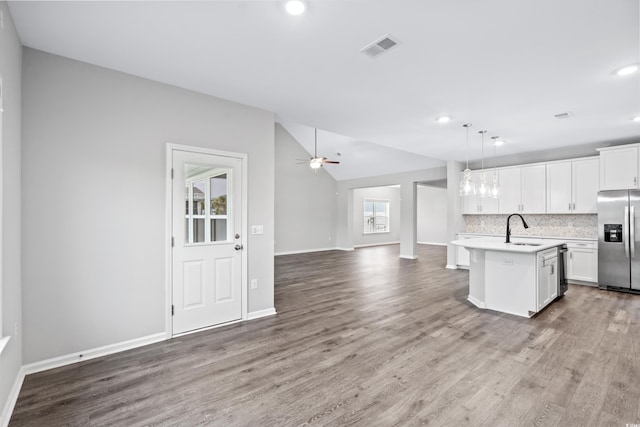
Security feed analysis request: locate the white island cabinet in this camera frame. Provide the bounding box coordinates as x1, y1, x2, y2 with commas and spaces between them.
451, 238, 566, 318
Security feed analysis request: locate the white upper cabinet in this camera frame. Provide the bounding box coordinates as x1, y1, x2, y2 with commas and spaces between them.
598, 145, 639, 190
498, 165, 546, 214
546, 157, 599, 214
498, 168, 521, 213
461, 155, 599, 215
546, 161, 572, 213
520, 165, 546, 213
572, 158, 599, 213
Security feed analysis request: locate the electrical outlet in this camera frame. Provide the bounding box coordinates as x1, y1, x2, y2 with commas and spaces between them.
568, 221, 573, 228
251, 279, 258, 290
481, 220, 485, 227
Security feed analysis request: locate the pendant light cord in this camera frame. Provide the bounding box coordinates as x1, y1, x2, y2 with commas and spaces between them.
479, 130, 486, 171
463, 123, 472, 168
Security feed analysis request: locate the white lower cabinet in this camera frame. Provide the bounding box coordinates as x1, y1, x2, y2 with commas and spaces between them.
456, 234, 474, 267
537, 249, 558, 311
566, 241, 598, 283
457, 244, 470, 268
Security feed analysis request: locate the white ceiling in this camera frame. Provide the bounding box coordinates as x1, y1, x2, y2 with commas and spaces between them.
7, 0, 640, 180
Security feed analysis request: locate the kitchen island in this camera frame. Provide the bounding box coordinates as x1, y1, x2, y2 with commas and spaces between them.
451, 237, 567, 317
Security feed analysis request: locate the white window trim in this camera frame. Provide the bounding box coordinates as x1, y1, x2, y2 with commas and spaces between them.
363, 198, 390, 234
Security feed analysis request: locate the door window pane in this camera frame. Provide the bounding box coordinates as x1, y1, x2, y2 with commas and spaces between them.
184, 164, 231, 245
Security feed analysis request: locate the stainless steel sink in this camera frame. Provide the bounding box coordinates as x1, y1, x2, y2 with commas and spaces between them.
510, 242, 543, 246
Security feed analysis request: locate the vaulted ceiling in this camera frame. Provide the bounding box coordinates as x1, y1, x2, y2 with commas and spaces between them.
8, 0, 640, 180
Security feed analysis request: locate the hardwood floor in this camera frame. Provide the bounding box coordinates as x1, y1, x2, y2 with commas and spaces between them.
10, 244, 640, 426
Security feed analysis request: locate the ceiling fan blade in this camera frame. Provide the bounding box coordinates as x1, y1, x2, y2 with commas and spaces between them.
323, 160, 340, 164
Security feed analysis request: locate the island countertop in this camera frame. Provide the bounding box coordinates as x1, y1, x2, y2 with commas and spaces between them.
451, 237, 567, 253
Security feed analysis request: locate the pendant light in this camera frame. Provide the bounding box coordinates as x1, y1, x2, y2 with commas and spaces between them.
490, 136, 501, 198
477, 130, 489, 197
459, 123, 476, 196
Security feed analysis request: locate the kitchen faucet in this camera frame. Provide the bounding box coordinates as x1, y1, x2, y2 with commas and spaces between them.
505, 213, 529, 243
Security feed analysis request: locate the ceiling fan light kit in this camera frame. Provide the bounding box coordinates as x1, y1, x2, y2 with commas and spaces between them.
310, 158, 323, 169
304, 128, 340, 171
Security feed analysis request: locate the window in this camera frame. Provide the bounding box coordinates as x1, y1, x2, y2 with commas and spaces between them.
184, 165, 230, 244
363, 199, 389, 234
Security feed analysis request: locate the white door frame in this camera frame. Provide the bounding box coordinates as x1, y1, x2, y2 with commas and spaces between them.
165, 143, 248, 338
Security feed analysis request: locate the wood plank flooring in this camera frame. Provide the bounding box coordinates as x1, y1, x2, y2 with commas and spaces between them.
10, 244, 640, 426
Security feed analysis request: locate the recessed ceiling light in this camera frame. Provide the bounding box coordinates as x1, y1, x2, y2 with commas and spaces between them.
437, 116, 451, 123
616, 64, 639, 76
633, 116, 640, 122
493, 139, 504, 146
285, 0, 306, 15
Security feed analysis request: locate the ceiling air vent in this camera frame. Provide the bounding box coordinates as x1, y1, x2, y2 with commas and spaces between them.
554, 112, 574, 119
360, 34, 400, 58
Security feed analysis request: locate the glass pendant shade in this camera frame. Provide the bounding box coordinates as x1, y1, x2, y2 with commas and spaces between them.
490, 172, 500, 198
459, 168, 476, 196
477, 171, 490, 197
459, 123, 475, 196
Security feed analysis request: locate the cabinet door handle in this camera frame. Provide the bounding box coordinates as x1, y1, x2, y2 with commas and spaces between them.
568, 203, 571, 211
635, 177, 637, 187
573, 203, 576, 211
551, 264, 554, 275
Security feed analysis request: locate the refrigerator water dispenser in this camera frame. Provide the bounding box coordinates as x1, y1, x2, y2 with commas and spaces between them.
604, 224, 623, 242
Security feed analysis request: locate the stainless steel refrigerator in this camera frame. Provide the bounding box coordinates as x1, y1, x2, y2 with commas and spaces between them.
598, 190, 640, 292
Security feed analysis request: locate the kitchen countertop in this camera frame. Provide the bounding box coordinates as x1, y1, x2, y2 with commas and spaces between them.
451, 237, 568, 253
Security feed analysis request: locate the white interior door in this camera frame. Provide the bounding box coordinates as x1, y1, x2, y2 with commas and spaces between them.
172, 149, 243, 335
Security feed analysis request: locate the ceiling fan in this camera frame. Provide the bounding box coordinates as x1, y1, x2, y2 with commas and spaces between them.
298, 128, 340, 170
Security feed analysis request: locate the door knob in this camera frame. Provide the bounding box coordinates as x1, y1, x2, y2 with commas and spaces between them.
234, 244, 244, 251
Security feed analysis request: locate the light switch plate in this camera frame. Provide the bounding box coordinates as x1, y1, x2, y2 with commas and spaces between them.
251, 225, 264, 235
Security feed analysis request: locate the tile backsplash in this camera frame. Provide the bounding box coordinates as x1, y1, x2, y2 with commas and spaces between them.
464, 214, 597, 239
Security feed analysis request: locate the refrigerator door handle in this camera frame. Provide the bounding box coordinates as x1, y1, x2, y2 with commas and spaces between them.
625, 206, 630, 258
632, 206, 636, 258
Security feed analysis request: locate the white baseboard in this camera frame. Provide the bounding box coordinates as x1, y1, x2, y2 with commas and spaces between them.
335, 247, 355, 251
417, 241, 447, 246
1, 366, 25, 427
354, 241, 400, 249
399, 255, 418, 260
247, 307, 277, 320
22, 332, 166, 376
275, 247, 335, 256
467, 295, 486, 309
445, 264, 458, 270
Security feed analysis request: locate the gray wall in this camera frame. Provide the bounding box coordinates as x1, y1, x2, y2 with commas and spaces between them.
21, 48, 275, 364
336, 167, 447, 255
0, 1, 22, 415
274, 124, 337, 254
353, 186, 401, 247
417, 185, 448, 245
